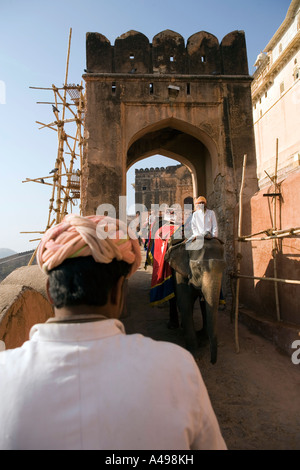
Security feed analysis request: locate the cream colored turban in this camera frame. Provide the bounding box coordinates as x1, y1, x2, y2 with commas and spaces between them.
37, 214, 141, 277
195, 196, 207, 205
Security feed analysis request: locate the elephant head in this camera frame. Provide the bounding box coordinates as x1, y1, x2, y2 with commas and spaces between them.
165, 238, 225, 364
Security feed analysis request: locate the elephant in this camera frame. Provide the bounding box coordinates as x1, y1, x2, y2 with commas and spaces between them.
164, 237, 225, 364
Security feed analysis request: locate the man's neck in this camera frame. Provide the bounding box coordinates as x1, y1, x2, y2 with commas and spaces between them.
53, 304, 117, 322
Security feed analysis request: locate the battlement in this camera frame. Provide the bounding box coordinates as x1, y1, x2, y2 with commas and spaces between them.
135, 164, 182, 174
86, 29, 249, 76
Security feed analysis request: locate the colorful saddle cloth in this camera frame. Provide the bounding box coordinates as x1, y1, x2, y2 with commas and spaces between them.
149, 224, 179, 306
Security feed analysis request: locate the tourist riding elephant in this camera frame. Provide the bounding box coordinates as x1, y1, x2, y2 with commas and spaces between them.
165, 237, 225, 364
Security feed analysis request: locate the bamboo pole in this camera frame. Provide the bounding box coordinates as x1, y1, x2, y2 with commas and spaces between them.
238, 228, 300, 241
22, 172, 78, 183
36, 101, 77, 106
28, 246, 39, 266
36, 121, 58, 132
234, 274, 300, 285
61, 128, 79, 216
62, 28, 72, 122
273, 138, 281, 321
20, 231, 45, 234
29, 86, 64, 90
235, 154, 247, 353
49, 29, 72, 225
78, 81, 84, 215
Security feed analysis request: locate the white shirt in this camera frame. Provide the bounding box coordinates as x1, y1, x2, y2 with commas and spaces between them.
0, 319, 226, 450
191, 208, 218, 238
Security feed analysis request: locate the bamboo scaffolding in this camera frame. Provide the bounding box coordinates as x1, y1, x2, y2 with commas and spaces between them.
22, 28, 85, 264
233, 139, 299, 353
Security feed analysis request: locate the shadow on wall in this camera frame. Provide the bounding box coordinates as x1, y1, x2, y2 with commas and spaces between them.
255, 252, 300, 325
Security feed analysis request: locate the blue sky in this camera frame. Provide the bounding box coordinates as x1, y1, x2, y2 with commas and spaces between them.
0, 0, 291, 252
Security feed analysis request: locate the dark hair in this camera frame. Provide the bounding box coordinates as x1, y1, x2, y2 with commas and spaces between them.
47, 256, 130, 308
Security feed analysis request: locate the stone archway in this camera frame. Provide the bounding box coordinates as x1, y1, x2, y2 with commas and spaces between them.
126, 119, 219, 201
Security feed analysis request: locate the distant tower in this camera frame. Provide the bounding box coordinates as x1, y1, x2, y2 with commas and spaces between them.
135, 164, 193, 209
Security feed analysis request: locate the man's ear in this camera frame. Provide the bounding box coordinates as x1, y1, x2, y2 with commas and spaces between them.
46, 279, 54, 305
110, 276, 125, 306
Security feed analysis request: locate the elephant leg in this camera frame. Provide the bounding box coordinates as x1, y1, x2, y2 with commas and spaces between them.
197, 298, 209, 344
176, 281, 199, 356
167, 270, 179, 329
167, 296, 179, 329
201, 270, 222, 364
199, 298, 207, 332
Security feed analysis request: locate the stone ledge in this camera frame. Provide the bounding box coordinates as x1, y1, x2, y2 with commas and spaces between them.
237, 307, 300, 357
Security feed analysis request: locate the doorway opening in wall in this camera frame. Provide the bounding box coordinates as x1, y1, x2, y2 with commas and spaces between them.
126, 154, 194, 219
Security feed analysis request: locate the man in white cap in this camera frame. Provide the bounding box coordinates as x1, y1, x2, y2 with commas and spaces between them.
0, 214, 226, 451
191, 196, 218, 239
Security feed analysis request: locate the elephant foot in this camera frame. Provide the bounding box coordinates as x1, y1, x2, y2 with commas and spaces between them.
209, 338, 218, 365
210, 352, 217, 365
186, 337, 200, 357
196, 329, 209, 344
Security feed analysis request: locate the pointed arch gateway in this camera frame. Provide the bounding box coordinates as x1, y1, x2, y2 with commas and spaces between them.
126, 117, 220, 202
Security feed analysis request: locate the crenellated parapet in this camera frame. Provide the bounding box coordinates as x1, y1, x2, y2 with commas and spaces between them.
135, 164, 183, 174
86, 29, 249, 75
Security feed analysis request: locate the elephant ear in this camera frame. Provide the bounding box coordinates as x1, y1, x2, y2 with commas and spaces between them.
165, 242, 191, 278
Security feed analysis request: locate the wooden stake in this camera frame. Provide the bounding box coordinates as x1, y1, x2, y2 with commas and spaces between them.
235, 154, 247, 353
